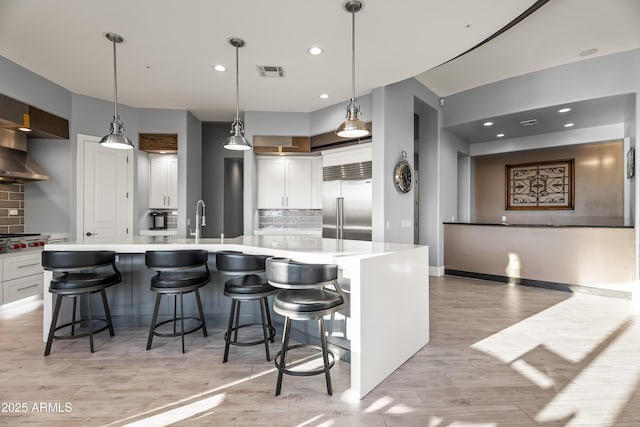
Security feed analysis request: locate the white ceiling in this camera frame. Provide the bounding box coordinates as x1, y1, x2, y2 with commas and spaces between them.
0, 0, 639, 123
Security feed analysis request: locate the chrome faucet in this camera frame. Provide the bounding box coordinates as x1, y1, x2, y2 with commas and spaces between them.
195, 199, 206, 242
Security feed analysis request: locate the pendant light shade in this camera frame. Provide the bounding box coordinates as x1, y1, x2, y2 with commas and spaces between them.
223, 38, 252, 151
100, 33, 133, 150
337, 1, 370, 138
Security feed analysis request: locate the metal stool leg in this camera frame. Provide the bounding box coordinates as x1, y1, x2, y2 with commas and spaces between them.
275, 316, 292, 396
173, 295, 178, 335
147, 293, 162, 350
87, 293, 94, 353
263, 296, 276, 342
71, 296, 77, 336
318, 317, 333, 395
180, 293, 185, 354
233, 300, 241, 342
44, 294, 63, 356
195, 289, 208, 337
101, 289, 115, 336
259, 297, 271, 361
223, 299, 237, 363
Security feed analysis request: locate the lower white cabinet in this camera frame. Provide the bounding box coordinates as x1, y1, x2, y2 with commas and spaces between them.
1, 252, 44, 305
257, 156, 322, 209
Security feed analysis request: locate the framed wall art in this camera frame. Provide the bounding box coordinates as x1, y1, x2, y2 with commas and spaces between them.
505, 159, 575, 210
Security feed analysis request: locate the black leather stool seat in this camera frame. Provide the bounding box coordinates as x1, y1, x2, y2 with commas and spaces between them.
274, 289, 342, 313
216, 251, 277, 363
42, 250, 121, 356
50, 272, 120, 291
266, 257, 347, 396
224, 274, 275, 295
151, 270, 210, 290
145, 250, 210, 354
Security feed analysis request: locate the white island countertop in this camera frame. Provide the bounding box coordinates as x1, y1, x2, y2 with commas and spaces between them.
45, 234, 422, 258
43, 235, 429, 400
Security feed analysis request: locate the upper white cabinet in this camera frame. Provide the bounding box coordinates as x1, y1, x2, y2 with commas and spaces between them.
257, 156, 322, 209
149, 154, 178, 209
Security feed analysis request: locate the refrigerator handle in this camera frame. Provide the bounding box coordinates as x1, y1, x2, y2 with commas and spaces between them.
336, 197, 344, 239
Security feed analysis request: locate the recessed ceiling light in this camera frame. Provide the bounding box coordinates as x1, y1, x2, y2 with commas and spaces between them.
308, 46, 323, 56
483, 121, 493, 127
564, 123, 575, 128
213, 64, 226, 72
496, 133, 505, 138
319, 93, 329, 99
558, 107, 572, 113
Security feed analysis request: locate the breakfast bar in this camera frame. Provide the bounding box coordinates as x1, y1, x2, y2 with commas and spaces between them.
42, 235, 429, 399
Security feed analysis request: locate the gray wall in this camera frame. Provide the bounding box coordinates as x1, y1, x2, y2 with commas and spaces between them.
373, 78, 441, 250
185, 111, 203, 237
138, 108, 190, 236
201, 121, 242, 238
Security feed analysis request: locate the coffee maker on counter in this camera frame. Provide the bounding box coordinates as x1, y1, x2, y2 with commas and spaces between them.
149, 211, 168, 230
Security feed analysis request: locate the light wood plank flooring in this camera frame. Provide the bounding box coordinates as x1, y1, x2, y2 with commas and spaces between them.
1, 275, 639, 426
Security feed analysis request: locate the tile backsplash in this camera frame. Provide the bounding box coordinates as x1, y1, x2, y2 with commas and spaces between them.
258, 209, 322, 233
0, 183, 24, 233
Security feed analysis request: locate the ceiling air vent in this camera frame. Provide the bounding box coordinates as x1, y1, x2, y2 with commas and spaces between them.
520, 119, 537, 126
257, 65, 285, 78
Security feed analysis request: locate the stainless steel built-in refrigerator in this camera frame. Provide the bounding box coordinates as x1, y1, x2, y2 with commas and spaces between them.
322, 161, 372, 241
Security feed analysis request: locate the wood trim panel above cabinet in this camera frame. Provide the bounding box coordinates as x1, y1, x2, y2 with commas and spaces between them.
139, 133, 178, 153
253, 136, 311, 154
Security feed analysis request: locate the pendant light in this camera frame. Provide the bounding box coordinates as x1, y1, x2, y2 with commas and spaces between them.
223, 38, 252, 151
336, 0, 370, 138
99, 33, 133, 149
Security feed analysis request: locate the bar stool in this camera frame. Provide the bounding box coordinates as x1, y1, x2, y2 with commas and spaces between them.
266, 257, 347, 396
145, 250, 210, 353
42, 250, 121, 356
216, 251, 277, 362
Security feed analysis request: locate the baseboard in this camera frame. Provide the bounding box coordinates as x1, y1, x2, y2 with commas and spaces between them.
429, 265, 445, 277
444, 269, 632, 300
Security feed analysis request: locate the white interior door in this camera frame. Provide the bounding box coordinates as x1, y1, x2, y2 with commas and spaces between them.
77, 134, 133, 242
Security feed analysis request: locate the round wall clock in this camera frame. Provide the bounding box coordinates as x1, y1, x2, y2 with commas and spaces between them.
394, 151, 413, 193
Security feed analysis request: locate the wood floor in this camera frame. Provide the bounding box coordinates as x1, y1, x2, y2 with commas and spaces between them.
1, 275, 639, 426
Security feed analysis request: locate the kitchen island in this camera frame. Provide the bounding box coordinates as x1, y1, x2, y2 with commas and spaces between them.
42, 235, 429, 399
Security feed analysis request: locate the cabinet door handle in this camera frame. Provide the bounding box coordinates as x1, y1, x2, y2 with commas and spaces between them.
167, 196, 170, 206
17, 283, 40, 292
17, 263, 40, 269
285, 196, 288, 207
282, 196, 284, 207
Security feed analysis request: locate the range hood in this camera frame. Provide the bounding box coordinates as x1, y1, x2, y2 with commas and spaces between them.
0, 93, 69, 183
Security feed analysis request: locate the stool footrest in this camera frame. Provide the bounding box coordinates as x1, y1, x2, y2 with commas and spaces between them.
274, 344, 336, 377
151, 317, 206, 338
225, 322, 276, 347
52, 318, 112, 340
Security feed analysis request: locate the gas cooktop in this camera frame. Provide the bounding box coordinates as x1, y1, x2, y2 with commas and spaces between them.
0, 233, 49, 254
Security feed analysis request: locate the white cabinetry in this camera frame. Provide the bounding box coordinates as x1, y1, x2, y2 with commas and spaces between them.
1, 252, 44, 305
257, 156, 322, 209
149, 154, 178, 209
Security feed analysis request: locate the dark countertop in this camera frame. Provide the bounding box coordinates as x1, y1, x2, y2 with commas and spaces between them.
443, 222, 633, 229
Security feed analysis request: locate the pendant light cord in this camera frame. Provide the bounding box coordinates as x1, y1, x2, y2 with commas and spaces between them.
235, 44, 240, 123
112, 38, 119, 118
351, 6, 356, 102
